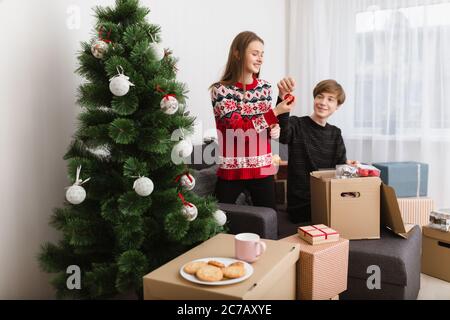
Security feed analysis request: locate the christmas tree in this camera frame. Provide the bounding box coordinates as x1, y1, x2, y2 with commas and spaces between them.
39, 0, 224, 299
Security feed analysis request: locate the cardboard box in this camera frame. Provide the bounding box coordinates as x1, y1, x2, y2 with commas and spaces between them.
422, 226, 450, 282
372, 162, 428, 197
280, 234, 349, 300
298, 224, 339, 245
397, 197, 434, 227
143, 233, 300, 300
310, 170, 381, 240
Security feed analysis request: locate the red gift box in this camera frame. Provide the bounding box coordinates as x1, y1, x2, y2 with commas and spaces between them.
298, 224, 340, 245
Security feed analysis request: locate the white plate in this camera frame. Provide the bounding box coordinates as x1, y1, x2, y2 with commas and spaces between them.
180, 257, 254, 286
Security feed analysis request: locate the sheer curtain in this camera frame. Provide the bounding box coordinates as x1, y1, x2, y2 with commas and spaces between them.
287, 0, 450, 208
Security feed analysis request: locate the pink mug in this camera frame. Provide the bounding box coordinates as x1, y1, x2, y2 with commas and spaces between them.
234, 233, 267, 263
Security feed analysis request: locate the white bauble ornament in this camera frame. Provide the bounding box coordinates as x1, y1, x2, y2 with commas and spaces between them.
133, 177, 154, 197
149, 42, 165, 61
173, 139, 193, 158
212, 209, 227, 226
109, 74, 134, 96
182, 202, 198, 221
160, 95, 179, 115
65, 165, 90, 205
180, 173, 195, 191
109, 67, 134, 96
91, 40, 109, 59
66, 185, 86, 205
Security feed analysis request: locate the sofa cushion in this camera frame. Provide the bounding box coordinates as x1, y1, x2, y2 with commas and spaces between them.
347, 225, 421, 287
191, 165, 218, 197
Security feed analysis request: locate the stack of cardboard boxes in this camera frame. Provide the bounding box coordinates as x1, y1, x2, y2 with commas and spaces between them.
309, 162, 450, 286
372, 162, 450, 282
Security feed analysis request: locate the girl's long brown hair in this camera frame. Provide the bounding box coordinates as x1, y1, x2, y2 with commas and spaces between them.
210, 31, 264, 90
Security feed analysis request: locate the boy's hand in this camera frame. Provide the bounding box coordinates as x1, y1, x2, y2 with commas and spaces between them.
270, 124, 280, 139
346, 159, 360, 166
277, 77, 296, 99
274, 97, 295, 116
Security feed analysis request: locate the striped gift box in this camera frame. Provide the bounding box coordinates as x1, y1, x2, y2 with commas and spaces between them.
280, 234, 349, 300
397, 197, 434, 227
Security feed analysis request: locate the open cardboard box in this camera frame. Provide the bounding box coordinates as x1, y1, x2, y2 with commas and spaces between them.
310, 170, 381, 240
311, 170, 416, 240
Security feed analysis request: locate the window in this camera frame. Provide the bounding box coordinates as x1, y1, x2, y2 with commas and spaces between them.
354, 2, 450, 133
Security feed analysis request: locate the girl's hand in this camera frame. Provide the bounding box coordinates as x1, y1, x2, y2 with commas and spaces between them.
277, 77, 296, 99
270, 124, 280, 139
274, 97, 295, 116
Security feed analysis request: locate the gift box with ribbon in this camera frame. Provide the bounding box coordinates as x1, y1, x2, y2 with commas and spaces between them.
280, 233, 349, 300
298, 224, 340, 245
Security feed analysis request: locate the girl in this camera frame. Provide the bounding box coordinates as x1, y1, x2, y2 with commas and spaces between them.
210, 31, 294, 209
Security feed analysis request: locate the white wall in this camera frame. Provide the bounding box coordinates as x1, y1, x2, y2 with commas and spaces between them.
0, 0, 286, 299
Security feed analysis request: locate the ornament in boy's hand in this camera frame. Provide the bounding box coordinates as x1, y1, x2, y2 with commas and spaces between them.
284, 94, 295, 105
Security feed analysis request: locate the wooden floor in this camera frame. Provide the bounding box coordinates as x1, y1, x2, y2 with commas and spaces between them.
417, 274, 450, 299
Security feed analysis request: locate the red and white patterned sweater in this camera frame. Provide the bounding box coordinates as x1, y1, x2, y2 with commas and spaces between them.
211, 78, 278, 180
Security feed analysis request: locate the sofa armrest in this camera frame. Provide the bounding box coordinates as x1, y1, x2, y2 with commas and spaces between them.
218, 203, 278, 240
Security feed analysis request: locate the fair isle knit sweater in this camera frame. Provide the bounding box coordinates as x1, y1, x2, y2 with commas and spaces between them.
211, 78, 279, 180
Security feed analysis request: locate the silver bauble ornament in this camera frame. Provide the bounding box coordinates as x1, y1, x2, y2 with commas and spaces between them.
173, 139, 193, 158
91, 40, 109, 59
160, 95, 179, 115
182, 202, 198, 221
66, 185, 86, 205
212, 209, 227, 226
149, 42, 165, 61
133, 177, 154, 197
180, 173, 196, 191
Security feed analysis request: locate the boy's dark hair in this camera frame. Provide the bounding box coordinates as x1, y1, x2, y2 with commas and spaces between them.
313, 80, 346, 105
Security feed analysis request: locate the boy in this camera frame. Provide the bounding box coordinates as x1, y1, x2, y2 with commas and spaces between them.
273, 79, 357, 223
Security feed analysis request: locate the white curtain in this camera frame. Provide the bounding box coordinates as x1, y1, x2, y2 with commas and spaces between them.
287, 0, 450, 208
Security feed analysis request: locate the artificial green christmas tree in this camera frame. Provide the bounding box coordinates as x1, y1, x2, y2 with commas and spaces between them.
39, 0, 224, 299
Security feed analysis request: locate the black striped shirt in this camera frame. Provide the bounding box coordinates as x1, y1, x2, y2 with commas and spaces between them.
278, 112, 347, 212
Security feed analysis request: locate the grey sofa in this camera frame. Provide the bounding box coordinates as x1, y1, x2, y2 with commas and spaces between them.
188, 140, 302, 240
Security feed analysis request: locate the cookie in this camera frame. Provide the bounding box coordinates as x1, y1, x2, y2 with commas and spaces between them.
222, 265, 245, 279
196, 265, 223, 282
183, 261, 207, 275
229, 261, 244, 268
208, 260, 225, 268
